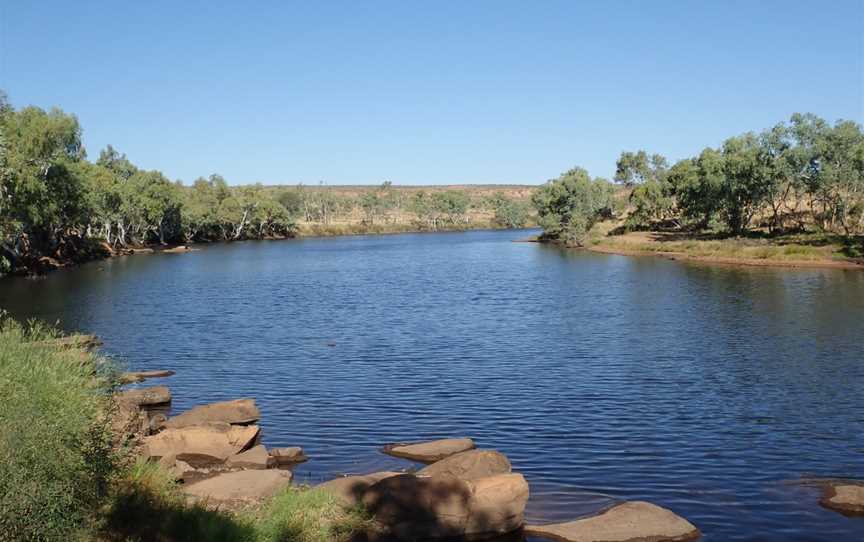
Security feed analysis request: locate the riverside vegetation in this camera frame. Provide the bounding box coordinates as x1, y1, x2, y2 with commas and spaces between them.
0, 314, 371, 542
0, 91, 533, 276
2, 89, 861, 275
532, 113, 864, 267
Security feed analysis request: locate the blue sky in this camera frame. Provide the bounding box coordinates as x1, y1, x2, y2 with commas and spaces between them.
2, 1, 862, 185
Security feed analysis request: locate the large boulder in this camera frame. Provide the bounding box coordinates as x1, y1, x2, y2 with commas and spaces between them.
269, 446, 308, 466
465, 474, 529, 538
317, 471, 402, 507
142, 422, 259, 467
183, 469, 293, 506
363, 473, 472, 539
419, 449, 511, 481
525, 501, 701, 542
820, 483, 864, 516
116, 386, 172, 407
362, 473, 528, 540
383, 438, 475, 463
163, 398, 260, 428
226, 444, 274, 470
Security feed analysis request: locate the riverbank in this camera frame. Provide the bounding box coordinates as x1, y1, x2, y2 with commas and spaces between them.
587, 230, 864, 270
3, 221, 536, 278
521, 227, 864, 270
6, 323, 863, 541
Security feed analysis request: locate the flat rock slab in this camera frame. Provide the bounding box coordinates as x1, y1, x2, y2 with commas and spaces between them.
526, 501, 700, 542
317, 471, 403, 507
419, 449, 511, 480
119, 370, 175, 384
383, 438, 475, 463
269, 446, 308, 465
161, 245, 198, 253
143, 422, 260, 467
164, 398, 260, 428
362, 472, 528, 540
184, 469, 293, 506
226, 444, 273, 470
820, 483, 864, 516
116, 385, 172, 406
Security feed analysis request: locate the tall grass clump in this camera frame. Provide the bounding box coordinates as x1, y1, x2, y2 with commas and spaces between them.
252, 487, 372, 542
0, 315, 118, 541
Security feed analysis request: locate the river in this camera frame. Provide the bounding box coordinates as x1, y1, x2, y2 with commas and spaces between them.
1, 229, 862, 541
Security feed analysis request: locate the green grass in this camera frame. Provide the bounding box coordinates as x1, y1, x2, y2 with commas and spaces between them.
252, 487, 372, 542
594, 229, 856, 264
101, 460, 257, 542
0, 315, 117, 541
102, 461, 369, 542
0, 315, 370, 541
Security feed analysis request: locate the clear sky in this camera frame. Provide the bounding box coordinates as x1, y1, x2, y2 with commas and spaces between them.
2, 1, 862, 185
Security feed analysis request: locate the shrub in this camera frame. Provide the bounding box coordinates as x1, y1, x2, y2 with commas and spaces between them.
0, 316, 117, 541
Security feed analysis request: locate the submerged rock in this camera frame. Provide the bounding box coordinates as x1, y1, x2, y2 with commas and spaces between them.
820, 483, 864, 516
162, 245, 193, 253
362, 472, 528, 540
119, 370, 175, 384
226, 444, 274, 470
383, 437, 475, 463
116, 385, 172, 406
163, 398, 260, 429
183, 469, 293, 506
418, 449, 511, 480
269, 446, 308, 465
317, 471, 403, 507
142, 422, 259, 467
525, 501, 700, 542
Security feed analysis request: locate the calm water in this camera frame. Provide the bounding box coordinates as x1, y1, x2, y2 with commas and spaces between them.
2, 230, 863, 541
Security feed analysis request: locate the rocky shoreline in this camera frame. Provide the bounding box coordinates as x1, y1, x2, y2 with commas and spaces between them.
64, 335, 862, 541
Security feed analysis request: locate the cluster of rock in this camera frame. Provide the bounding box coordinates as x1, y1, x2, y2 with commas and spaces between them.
319, 439, 527, 540
112, 376, 307, 508
101, 349, 860, 541
315, 438, 703, 542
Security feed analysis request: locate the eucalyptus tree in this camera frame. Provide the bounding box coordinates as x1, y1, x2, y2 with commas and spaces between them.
614, 150, 668, 186
532, 167, 615, 245
0, 105, 88, 263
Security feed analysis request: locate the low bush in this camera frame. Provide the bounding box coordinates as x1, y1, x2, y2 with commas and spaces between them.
0, 316, 117, 541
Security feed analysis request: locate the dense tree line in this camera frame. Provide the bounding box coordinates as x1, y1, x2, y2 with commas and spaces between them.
0, 96, 296, 273
534, 113, 864, 245
0, 95, 532, 274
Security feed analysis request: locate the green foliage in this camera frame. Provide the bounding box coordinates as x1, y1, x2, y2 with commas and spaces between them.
625, 179, 676, 230
0, 105, 88, 251
410, 190, 471, 230
532, 167, 615, 245
487, 191, 531, 228
0, 96, 300, 272
102, 460, 256, 542
638, 114, 864, 237
253, 488, 370, 542
614, 150, 668, 186
0, 316, 117, 541
104, 463, 368, 542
